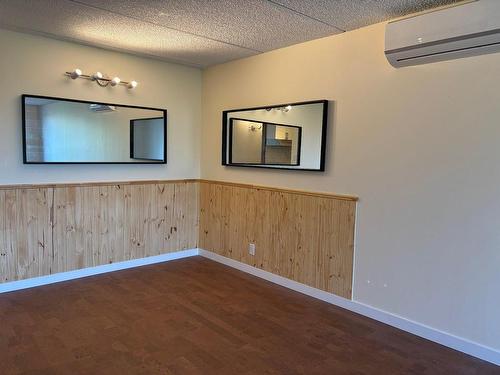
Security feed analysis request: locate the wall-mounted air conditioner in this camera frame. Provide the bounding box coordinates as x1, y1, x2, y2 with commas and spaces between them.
385, 0, 500, 68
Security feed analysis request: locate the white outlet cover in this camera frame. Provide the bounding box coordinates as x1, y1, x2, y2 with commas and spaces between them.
248, 243, 256, 255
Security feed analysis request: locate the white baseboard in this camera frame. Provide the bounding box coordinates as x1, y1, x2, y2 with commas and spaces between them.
0, 249, 198, 294
198, 249, 500, 367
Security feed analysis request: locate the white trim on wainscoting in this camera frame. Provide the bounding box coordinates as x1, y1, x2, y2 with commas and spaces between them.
198, 249, 500, 367
0, 249, 198, 294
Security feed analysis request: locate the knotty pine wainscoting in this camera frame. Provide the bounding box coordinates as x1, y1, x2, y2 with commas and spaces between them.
0, 180, 199, 283
0, 179, 357, 300
199, 180, 357, 299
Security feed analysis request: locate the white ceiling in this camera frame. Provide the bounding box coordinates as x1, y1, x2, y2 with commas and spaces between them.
0, 0, 460, 68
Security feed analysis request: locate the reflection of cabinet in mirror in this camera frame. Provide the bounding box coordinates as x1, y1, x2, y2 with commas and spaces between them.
229, 118, 301, 166
263, 123, 301, 165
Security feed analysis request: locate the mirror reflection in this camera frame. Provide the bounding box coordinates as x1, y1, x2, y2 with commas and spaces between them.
230, 119, 301, 165
23, 95, 166, 164
223, 100, 327, 170
130, 117, 165, 161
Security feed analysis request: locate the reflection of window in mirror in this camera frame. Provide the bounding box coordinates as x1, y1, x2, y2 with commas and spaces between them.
229, 118, 301, 166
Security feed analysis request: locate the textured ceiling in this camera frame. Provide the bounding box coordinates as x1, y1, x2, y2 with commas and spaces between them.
0, 0, 460, 68
272, 0, 461, 30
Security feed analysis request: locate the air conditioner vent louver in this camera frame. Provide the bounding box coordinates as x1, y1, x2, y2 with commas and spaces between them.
385, 1, 500, 68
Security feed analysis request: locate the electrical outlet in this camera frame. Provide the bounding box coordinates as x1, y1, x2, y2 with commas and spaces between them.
248, 243, 256, 256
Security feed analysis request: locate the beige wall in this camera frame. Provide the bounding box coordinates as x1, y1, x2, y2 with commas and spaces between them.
202, 23, 500, 350
0, 29, 201, 184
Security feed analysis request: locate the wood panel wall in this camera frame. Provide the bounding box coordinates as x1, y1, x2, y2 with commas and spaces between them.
0, 180, 199, 283
1, 178, 356, 300
199, 180, 357, 299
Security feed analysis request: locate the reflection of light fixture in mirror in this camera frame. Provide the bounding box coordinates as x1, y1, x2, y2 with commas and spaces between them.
249, 124, 262, 131
266, 105, 293, 112
266, 105, 292, 112
65, 69, 137, 89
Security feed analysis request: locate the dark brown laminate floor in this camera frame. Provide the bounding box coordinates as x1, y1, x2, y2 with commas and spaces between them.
0, 257, 497, 375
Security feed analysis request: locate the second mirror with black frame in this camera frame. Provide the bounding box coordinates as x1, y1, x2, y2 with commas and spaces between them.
222, 100, 328, 171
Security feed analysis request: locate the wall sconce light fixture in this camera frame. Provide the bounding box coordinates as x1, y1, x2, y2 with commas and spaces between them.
65, 68, 138, 89
265, 105, 292, 112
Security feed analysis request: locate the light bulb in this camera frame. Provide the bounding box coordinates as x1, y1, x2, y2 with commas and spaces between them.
127, 80, 138, 89
91, 71, 103, 81
285, 105, 292, 111
110, 77, 121, 87
70, 68, 82, 80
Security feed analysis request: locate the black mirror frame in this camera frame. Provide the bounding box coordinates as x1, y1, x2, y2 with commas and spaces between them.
22, 94, 167, 164
222, 99, 328, 172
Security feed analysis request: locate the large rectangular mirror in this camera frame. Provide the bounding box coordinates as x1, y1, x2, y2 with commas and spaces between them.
222, 100, 327, 171
22, 95, 167, 164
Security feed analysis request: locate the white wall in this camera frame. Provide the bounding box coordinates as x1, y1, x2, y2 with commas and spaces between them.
0, 29, 201, 184
201, 23, 500, 351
